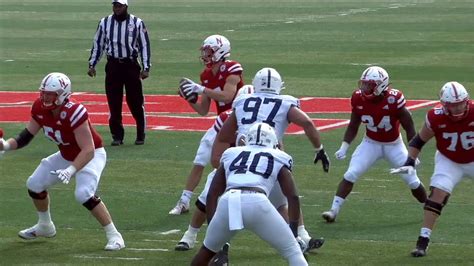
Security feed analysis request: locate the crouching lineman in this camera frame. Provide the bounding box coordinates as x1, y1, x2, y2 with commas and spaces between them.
391, 81, 473, 257
191, 123, 308, 266
322, 66, 427, 223
0, 73, 125, 251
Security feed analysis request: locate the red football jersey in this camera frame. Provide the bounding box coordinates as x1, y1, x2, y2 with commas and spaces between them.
31, 98, 103, 161
426, 102, 474, 164
200, 60, 244, 114
351, 88, 407, 142
212, 110, 231, 133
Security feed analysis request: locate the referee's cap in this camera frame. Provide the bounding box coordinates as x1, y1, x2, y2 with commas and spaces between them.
112, 0, 128, 6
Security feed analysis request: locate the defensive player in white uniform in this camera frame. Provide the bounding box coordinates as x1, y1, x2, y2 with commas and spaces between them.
212, 67, 330, 251
391, 82, 474, 257
321, 66, 427, 223
175, 86, 254, 251
191, 123, 308, 266
0, 73, 124, 250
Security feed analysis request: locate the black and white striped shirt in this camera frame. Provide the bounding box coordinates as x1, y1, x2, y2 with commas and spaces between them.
88, 14, 151, 71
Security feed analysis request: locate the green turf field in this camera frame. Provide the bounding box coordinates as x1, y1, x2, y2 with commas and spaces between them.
1, 0, 473, 265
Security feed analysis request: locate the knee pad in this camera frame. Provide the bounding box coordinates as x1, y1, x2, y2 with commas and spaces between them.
424, 199, 444, 215
195, 199, 206, 213
428, 188, 450, 205
82, 195, 102, 210
343, 171, 358, 183
75, 186, 95, 204
407, 179, 421, 190
28, 189, 48, 200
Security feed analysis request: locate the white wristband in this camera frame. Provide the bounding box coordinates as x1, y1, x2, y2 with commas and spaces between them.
340, 141, 350, 152
2, 139, 11, 151
66, 165, 77, 175
315, 144, 324, 152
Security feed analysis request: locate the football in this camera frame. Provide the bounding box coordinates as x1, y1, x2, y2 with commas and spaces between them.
187, 92, 198, 104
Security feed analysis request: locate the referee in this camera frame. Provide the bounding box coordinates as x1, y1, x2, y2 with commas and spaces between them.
88, 0, 151, 146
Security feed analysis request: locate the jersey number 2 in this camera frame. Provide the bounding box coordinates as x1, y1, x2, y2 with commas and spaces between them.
361, 115, 392, 132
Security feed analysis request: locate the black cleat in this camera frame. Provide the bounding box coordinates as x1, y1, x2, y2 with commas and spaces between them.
411, 236, 429, 257
210, 243, 230, 266
174, 241, 191, 251
111, 140, 123, 146
306, 237, 325, 252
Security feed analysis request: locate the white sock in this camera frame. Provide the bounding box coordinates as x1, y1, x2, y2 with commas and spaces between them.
331, 196, 345, 214
38, 210, 52, 224
297, 225, 311, 243
181, 190, 193, 205
104, 222, 119, 238
187, 225, 200, 235
420, 227, 432, 239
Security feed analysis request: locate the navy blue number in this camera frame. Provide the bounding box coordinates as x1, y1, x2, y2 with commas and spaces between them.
241, 97, 282, 127
229, 151, 274, 179
249, 152, 274, 179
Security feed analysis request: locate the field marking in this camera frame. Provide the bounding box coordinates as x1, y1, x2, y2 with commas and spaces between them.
127, 248, 170, 252
74, 255, 144, 261
159, 229, 181, 235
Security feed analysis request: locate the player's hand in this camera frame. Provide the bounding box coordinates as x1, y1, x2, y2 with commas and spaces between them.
140, 70, 149, 80
50, 165, 77, 184
314, 145, 330, 173
389, 166, 415, 175
87, 67, 96, 77
334, 141, 349, 160
181, 78, 205, 95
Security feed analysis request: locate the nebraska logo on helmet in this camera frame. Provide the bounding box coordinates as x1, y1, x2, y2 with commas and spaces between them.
39, 72, 72, 110
439, 81, 470, 121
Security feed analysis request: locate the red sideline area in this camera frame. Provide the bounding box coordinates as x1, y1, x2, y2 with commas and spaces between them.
0, 91, 437, 133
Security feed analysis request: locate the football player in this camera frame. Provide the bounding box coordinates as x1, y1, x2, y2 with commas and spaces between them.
191, 123, 308, 266
0, 73, 125, 251
170, 34, 244, 215
391, 82, 473, 257
212, 67, 329, 251
321, 66, 427, 223
174, 86, 254, 251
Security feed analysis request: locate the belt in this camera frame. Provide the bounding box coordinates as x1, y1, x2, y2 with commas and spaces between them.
228, 186, 266, 196
107, 56, 136, 64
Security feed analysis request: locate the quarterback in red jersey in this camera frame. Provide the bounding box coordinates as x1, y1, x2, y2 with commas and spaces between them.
170, 34, 244, 215
321, 66, 427, 223
391, 81, 474, 257
0, 73, 125, 251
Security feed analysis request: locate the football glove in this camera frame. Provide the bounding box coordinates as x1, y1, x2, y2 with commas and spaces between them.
50, 165, 77, 184
209, 243, 229, 266
334, 141, 349, 160
314, 145, 330, 173
181, 78, 205, 95
390, 157, 417, 175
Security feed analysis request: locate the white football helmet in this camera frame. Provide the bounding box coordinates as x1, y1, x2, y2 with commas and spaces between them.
439, 81, 470, 121
358, 66, 390, 100
200, 35, 231, 65
252, 67, 285, 95
245, 122, 278, 148
236, 85, 255, 98
39, 72, 72, 110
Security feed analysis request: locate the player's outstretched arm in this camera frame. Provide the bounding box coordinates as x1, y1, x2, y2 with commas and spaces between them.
0, 117, 40, 152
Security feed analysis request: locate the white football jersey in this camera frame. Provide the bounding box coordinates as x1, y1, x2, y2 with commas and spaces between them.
220, 145, 293, 196
233, 92, 299, 141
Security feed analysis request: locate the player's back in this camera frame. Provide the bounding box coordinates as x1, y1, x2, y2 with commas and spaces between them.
220, 145, 293, 196
233, 92, 299, 141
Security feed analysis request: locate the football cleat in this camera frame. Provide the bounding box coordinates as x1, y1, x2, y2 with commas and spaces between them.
105, 232, 125, 251
305, 237, 325, 252
209, 243, 230, 266
411, 236, 429, 257
175, 230, 197, 251
18, 222, 56, 240
169, 200, 190, 215
321, 210, 337, 223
